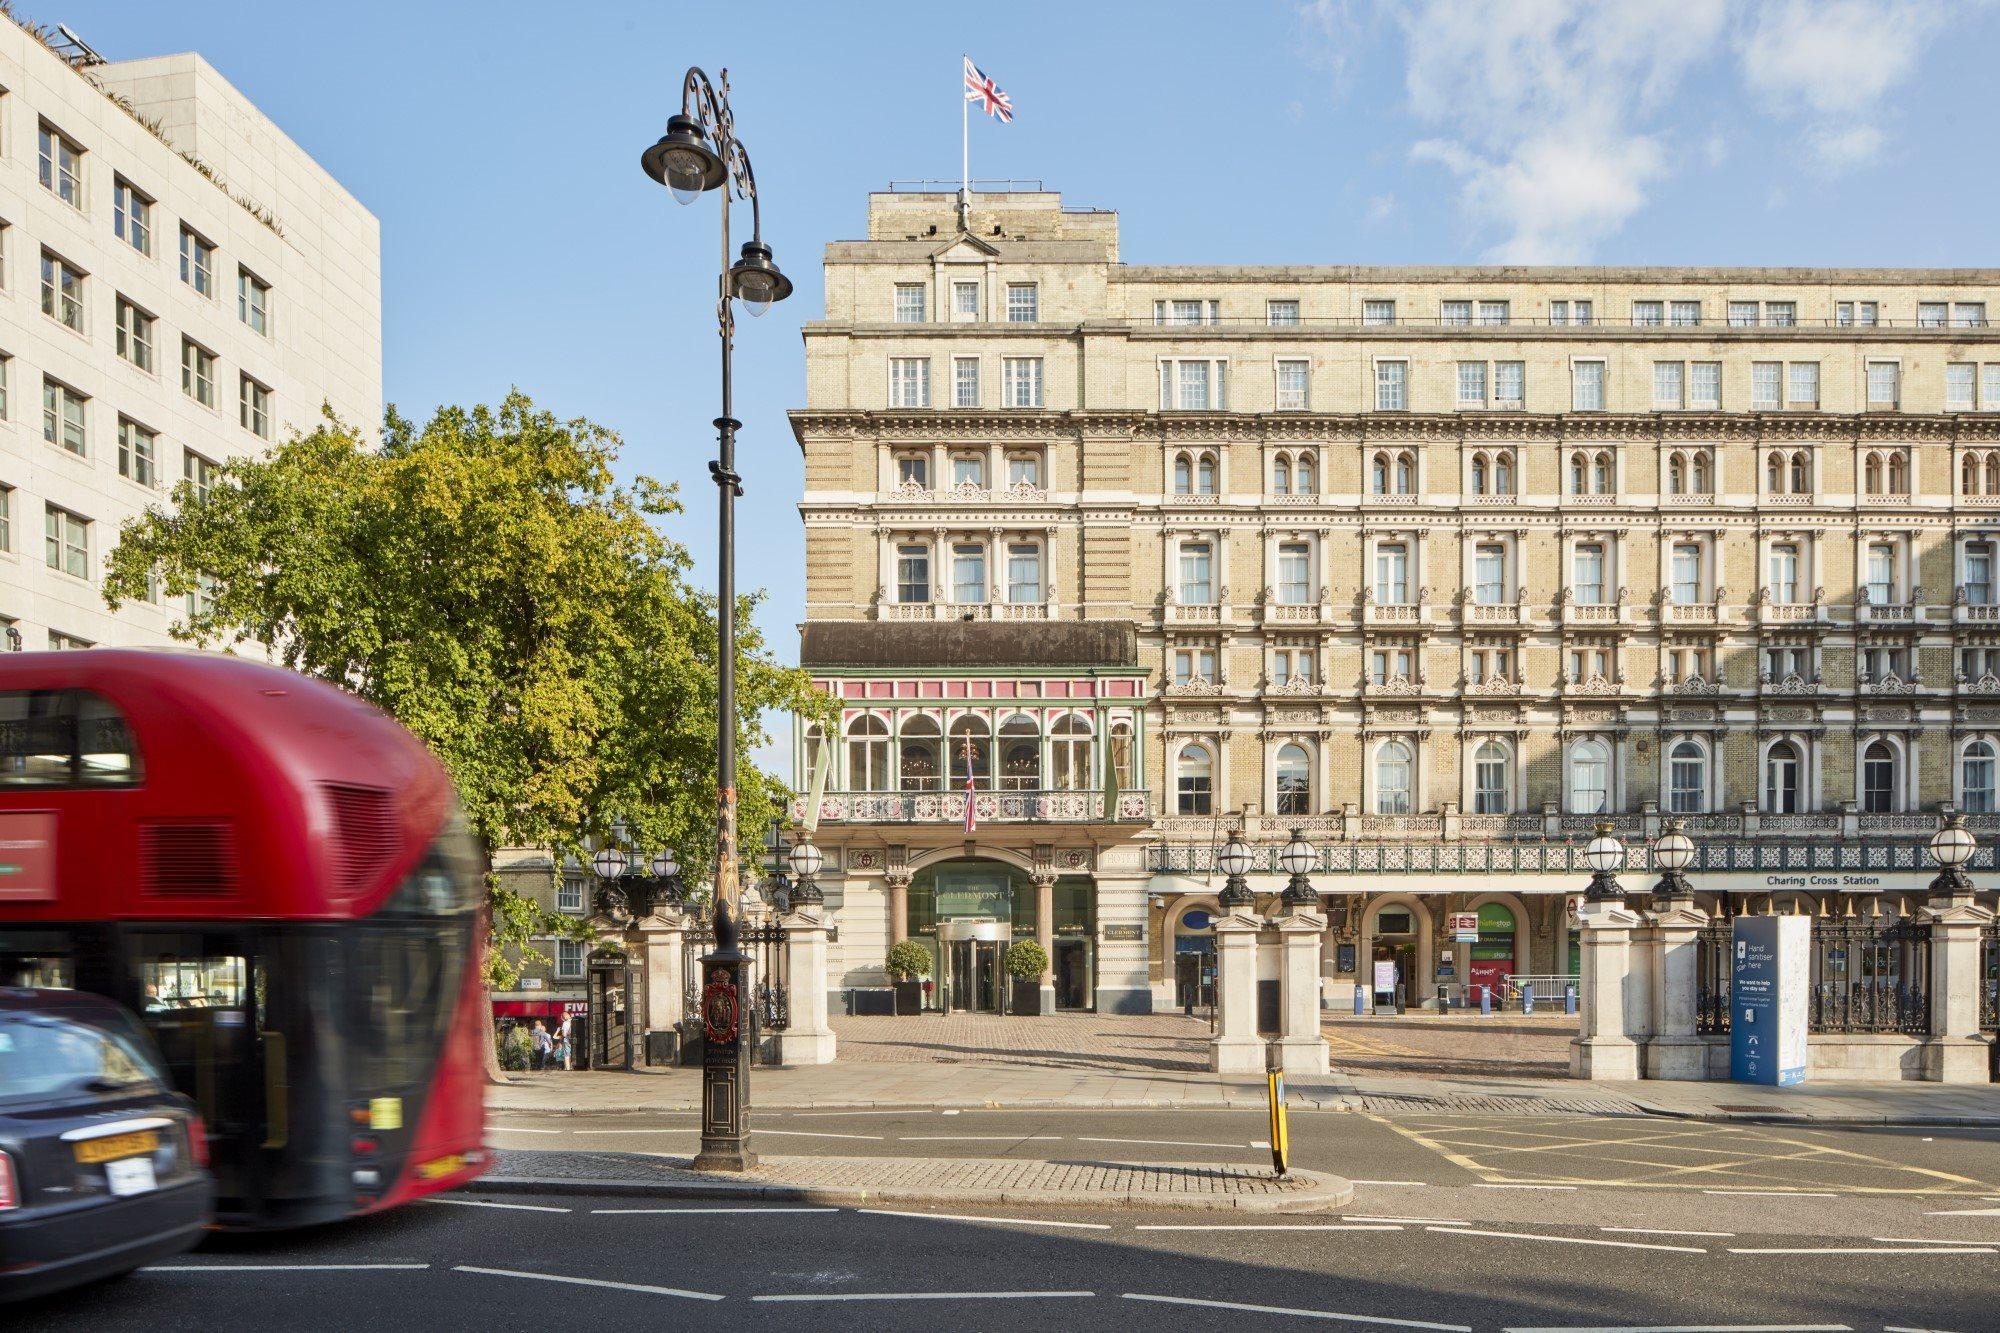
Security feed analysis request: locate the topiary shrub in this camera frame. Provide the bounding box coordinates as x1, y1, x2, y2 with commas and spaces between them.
885, 939, 933, 980
1004, 938, 1049, 980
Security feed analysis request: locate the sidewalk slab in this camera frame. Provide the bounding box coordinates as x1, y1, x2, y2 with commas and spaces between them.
467, 1149, 1353, 1212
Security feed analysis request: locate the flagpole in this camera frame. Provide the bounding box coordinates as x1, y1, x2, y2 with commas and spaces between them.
959, 53, 970, 231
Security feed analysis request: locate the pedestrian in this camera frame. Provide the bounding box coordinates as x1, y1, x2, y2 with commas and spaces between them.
556, 1014, 574, 1071
531, 1019, 551, 1072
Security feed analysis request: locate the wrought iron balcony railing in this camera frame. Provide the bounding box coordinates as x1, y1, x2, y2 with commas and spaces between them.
791, 789, 1153, 825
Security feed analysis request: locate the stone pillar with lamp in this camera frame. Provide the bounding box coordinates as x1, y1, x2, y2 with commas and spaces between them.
1643, 820, 1710, 1080
1272, 829, 1330, 1076
776, 833, 838, 1066
1921, 815, 1996, 1083
1209, 829, 1267, 1075
1570, 823, 1647, 1080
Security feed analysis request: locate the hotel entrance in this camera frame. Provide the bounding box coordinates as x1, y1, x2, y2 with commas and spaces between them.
941, 918, 1009, 1013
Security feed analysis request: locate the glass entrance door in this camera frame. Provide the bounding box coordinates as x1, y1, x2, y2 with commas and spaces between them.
947, 939, 1004, 1012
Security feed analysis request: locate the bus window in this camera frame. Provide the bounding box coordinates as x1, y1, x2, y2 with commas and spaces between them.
0, 928, 76, 988
0, 689, 142, 787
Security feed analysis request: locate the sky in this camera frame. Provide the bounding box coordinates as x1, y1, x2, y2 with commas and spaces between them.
46, 0, 2000, 772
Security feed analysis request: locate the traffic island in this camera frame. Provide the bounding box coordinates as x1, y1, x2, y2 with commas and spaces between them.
468, 1149, 1354, 1212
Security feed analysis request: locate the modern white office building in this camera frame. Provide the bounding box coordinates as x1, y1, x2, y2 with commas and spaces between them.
0, 19, 381, 648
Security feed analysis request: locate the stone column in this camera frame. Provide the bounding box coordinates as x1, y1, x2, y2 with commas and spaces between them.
1923, 892, 1996, 1084
635, 912, 689, 1066
1033, 869, 1057, 1016
886, 872, 910, 946
1274, 908, 1330, 1076
1645, 899, 1710, 1080
1570, 898, 1646, 1080
1210, 910, 1267, 1075
774, 908, 838, 1066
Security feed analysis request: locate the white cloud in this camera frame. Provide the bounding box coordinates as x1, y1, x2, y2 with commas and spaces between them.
1364, 192, 1396, 224
1735, 0, 1944, 171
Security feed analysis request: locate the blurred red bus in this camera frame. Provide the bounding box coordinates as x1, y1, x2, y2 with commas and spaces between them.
0, 650, 488, 1228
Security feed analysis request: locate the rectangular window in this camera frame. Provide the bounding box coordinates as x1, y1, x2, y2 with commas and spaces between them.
556, 878, 584, 914
555, 939, 585, 981
1572, 543, 1605, 604
951, 453, 985, 488
238, 269, 270, 336
0, 354, 8, 422
44, 505, 88, 579
1441, 299, 1471, 326
1157, 298, 1217, 326
1867, 361, 1900, 408
1362, 299, 1395, 326
895, 543, 930, 603
950, 543, 987, 604
1161, 359, 1227, 411
952, 356, 979, 408
951, 280, 979, 321
1690, 361, 1721, 409
1788, 361, 1819, 408
1178, 542, 1213, 604
1865, 543, 1895, 604
1477, 300, 1509, 326
1751, 361, 1782, 410
240, 377, 272, 439
1653, 361, 1684, 409
1768, 543, 1799, 603
889, 358, 930, 408
1457, 361, 1487, 407
1954, 302, 1987, 329
1550, 300, 1568, 325
1836, 300, 1879, 327
40, 251, 84, 332
895, 454, 928, 488
893, 283, 926, 322
1006, 452, 1041, 489
1632, 300, 1663, 327
1918, 301, 1947, 328
1984, 365, 2000, 411
1764, 300, 1796, 327
1277, 541, 1311, 604
1375, 360, 1408, 411
1005, 283, 1038, 322
1669, 299, 1701, 326
113, 178, 152, 254
1267, 299, 1300, 326
0, 485, 10, 553
1493, 361, 1524, 408
186, 573, 219, 619
115, 298, 155, 372
1374, 543, 1409, 604
1571, 360, 1604, 411
1670, 543, 1701, 605
1005, 543, 1042, 604
37, 123, 83, 209
179, 227, 214, 297
47, 631, 92, 651
182, 339, 217, 407
1275, 359, 1309, 410
1173, 646, 1217, 687
1948, 363, 1977, 410
1728, 301, 1758, 328
118, 418, 158, 487
1002, 357, 1043, 408
1473, 543, 1505, 605
41, 378, 86, 456
184, 451, 216, 503
1966, 542, 1995, 606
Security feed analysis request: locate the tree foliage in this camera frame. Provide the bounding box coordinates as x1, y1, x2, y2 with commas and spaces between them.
104, 392, 826, 984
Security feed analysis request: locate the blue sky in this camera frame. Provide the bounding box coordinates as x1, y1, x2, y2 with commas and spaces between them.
49, 0, 1999, 768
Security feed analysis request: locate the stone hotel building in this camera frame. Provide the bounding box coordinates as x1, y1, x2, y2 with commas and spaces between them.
790, 187, 2000, 1018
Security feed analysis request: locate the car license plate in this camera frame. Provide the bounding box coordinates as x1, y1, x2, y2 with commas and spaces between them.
104, 1155, 158, 1197
74, 1130, 159, 1164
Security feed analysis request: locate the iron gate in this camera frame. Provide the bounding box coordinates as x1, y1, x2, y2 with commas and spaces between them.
1809, 917, 1930, 1035
1695, 921, 1732, 1035
1981, 919, 1997, 1035
678, 922, 788, 1065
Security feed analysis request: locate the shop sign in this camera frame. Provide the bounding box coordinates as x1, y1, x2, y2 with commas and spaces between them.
1448, 912, 1480, 942
1103, 923, 1144, 941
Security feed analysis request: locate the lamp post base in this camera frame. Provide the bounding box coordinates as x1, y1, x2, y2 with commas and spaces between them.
692, 946, 756, 1172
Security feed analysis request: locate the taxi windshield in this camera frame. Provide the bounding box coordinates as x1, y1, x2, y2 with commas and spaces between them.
0, 1009, 169, 1107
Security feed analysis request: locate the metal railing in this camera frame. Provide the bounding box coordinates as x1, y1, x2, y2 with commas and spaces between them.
1809, 918, 1931, 1035
1980, 920, 1998, 1034
1508, 974, 1580, 1005
1696, 922, 1732, 1035
793, 789, 1153, 825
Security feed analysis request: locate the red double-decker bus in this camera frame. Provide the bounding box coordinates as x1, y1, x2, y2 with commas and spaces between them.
0, 650, 488, 1228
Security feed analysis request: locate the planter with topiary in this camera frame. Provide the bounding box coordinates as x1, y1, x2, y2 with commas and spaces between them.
1004, 938, 1050, 1016
884, 939, 933, 1015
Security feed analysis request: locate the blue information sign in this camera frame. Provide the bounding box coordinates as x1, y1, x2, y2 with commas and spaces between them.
1730, 916, 1808, 1086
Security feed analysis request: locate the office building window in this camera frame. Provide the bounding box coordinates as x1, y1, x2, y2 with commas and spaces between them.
555, 938, 585, 980
1473, 543, 1505, 605
1964, 742, 1998, 813
180, 227, 215, 297
1670, 543, 1701, 605
113, 178, 152, 254
889, 358, 930, 407
40, 251, 84, 332
1441, 299, 1471, 326
38, 122, 83, 208
240, 376, 272, 439
1472, 741, 1511, 814
1669, 299, 1701, 326
895, 453, 931, 492
952, 357, 979, 408
1570, 360, 1604, 411
1865, 543, 1896, 605
44, 504, 88, 578
184, 451, 218, 503
1550, 298, 1593, 326
1373, 542, 1409, 604
950, 453, 986, 488
1954, 302, 1988, 328
182, 340, 217, 407
1918, 301, 1948, 328
1492, 361, 1524, 408
893, 283, 926, 323
1006, 451, 1041, 489
1375, 360, 1408, 411
1173, 646, 1218, 687
1477, 300, 1509, 326
118, 419, 158, 487
1728, 301, 1759, 327
1763, 742, 1803, 813
115, 298, 154, 372
238, 269, 270, 336
1767, 542, 1800, 603
0, 355, 8, 422
0, 485, 10, 552
42, 378, 87, 456
1632, 300, 1663, 327
1836, 300, 1878, 327
1005, 283, 1038, 322
1568, 739, 1610, 814
1764, 301, 1796, 327
1002, 357, 1043, 408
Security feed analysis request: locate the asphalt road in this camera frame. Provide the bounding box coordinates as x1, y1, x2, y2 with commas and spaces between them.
18, 1108, 2000, 1330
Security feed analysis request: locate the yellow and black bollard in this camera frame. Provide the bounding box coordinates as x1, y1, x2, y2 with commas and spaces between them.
1266, 1070, 1290, 1176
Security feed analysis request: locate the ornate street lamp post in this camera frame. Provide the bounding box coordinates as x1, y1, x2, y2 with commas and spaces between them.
1650, 819, 1696, 908
789, 834, 826, 908
1927, 814, 1977, 898
1278, 828, 1320, 909
1582, 822, 1626, 904
1217, 829, 1255, 909
591, 846, 630, 919
641, 66, 794, 1172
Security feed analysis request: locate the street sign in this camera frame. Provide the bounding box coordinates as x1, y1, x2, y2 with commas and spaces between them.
1266, 1071, 1290, 1177
1449, 911, 1480, 943
1730, 916, 1808, 1086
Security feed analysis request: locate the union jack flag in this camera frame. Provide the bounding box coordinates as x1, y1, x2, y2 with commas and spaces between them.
964, 57, 1013, 122
960, 736, 979, 834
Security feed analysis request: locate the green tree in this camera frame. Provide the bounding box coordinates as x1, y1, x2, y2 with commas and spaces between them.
104, 393, 825, 1070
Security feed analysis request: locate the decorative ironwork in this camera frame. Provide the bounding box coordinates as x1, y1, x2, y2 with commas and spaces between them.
1808, 917, 1931, 1035
744, 922, 790, 1035
1981, 919, 1998, 1034
792, 789, 1153, 824
1149, 837, 1995, 877
1696, 921, 1732, 1035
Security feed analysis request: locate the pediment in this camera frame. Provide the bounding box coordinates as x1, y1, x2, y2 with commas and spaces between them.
933, 234, 1000, 261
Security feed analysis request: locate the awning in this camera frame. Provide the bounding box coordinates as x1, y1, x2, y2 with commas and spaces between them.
492, 999, 589, 1018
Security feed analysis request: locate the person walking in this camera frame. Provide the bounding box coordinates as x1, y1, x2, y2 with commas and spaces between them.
530, 1019, 552, 1072
556, 1014, 574, 1071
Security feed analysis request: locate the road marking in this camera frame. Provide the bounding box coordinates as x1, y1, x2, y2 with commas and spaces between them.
1429, 1226, 1705, 1254
1077, 1135, 1252, 1150
578, 1128, 694, 1136
1600, 1227, 1736, 1238
148, 1263, 431, 1272
1871, 1235, 1997, 1245
1925, 1205, 2000, 1216
753, 1129, 884, 1141
592, 1207, 840, 1215
801, 1109, 920, 1117
753, 1290, 1095, 1302
896, 1135, 1063, 1141
1505, 1325, 1851, 1332
1726, 1245, 1995, 1256
1133, 1223, 1403, 1232
1702, 1189, 1836, 1198
857, 1208, 1111, 1230
1351, 1179, 1430, 1187
1253, 1139, 1272, 1149
1350, 1217, 1467, 1226
485, 1126, 564, 1135
1474, 1183, 1576, 1191
1122, 1291, 1471, 1330
452, 1265, 723, 1301
426, 1198, 570, 1213
941, 1109, 961, 1116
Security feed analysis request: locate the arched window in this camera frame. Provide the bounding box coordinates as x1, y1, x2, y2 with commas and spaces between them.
1372, 452, 1391, 495
1766, 450, 1784, 492
1276, 742, 1311, 816
1692, 450, 1712, 493
1668, 453, 1686, 495
1963, 452, 1980, 496
1295, 452, 1316, 493
1470, 453, 1488, 495
947, 714, 992, 789
1763, 740, 1802, 814
1963, 739, 1996, 813
997, 714, 1040, 792
845, 715, 891, 792
1272, 456, 1291, 495
1568, 738, 1610, 814
1986, 452, 2000, 496
1861, 740, 1896, 813
1375, 740, 1413, 814
1395, 452, 1415, 494
1570, 451, 1588, 494
899, 715, 940, 791
1865, 452, 1884, 495
1050, 713, 1093, 790
1109, 720, 1136, 791
1176, 743, 1213, 815
1888, 450, 1909, 493
1472, 740, 1510, 814
1790, 451, 1810, 494
1668, 739, 1707, 814
1493, 450, 1513, 494
1592, 451, 1613, 493
1173, 453, 1192, 495
1196, 453, 1218, 494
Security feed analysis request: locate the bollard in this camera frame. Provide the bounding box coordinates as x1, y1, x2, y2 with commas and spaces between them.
1565, 983, 1579, 1015
1522, 988, 1535, 1016
1394, 983, 1406, 1014
1479, 985, 1492, 1016
1353, 985, 1366, 1016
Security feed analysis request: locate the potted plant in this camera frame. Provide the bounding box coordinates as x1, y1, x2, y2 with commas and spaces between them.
1005, 938, 1049, 1016
884, 940, 932, 1016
